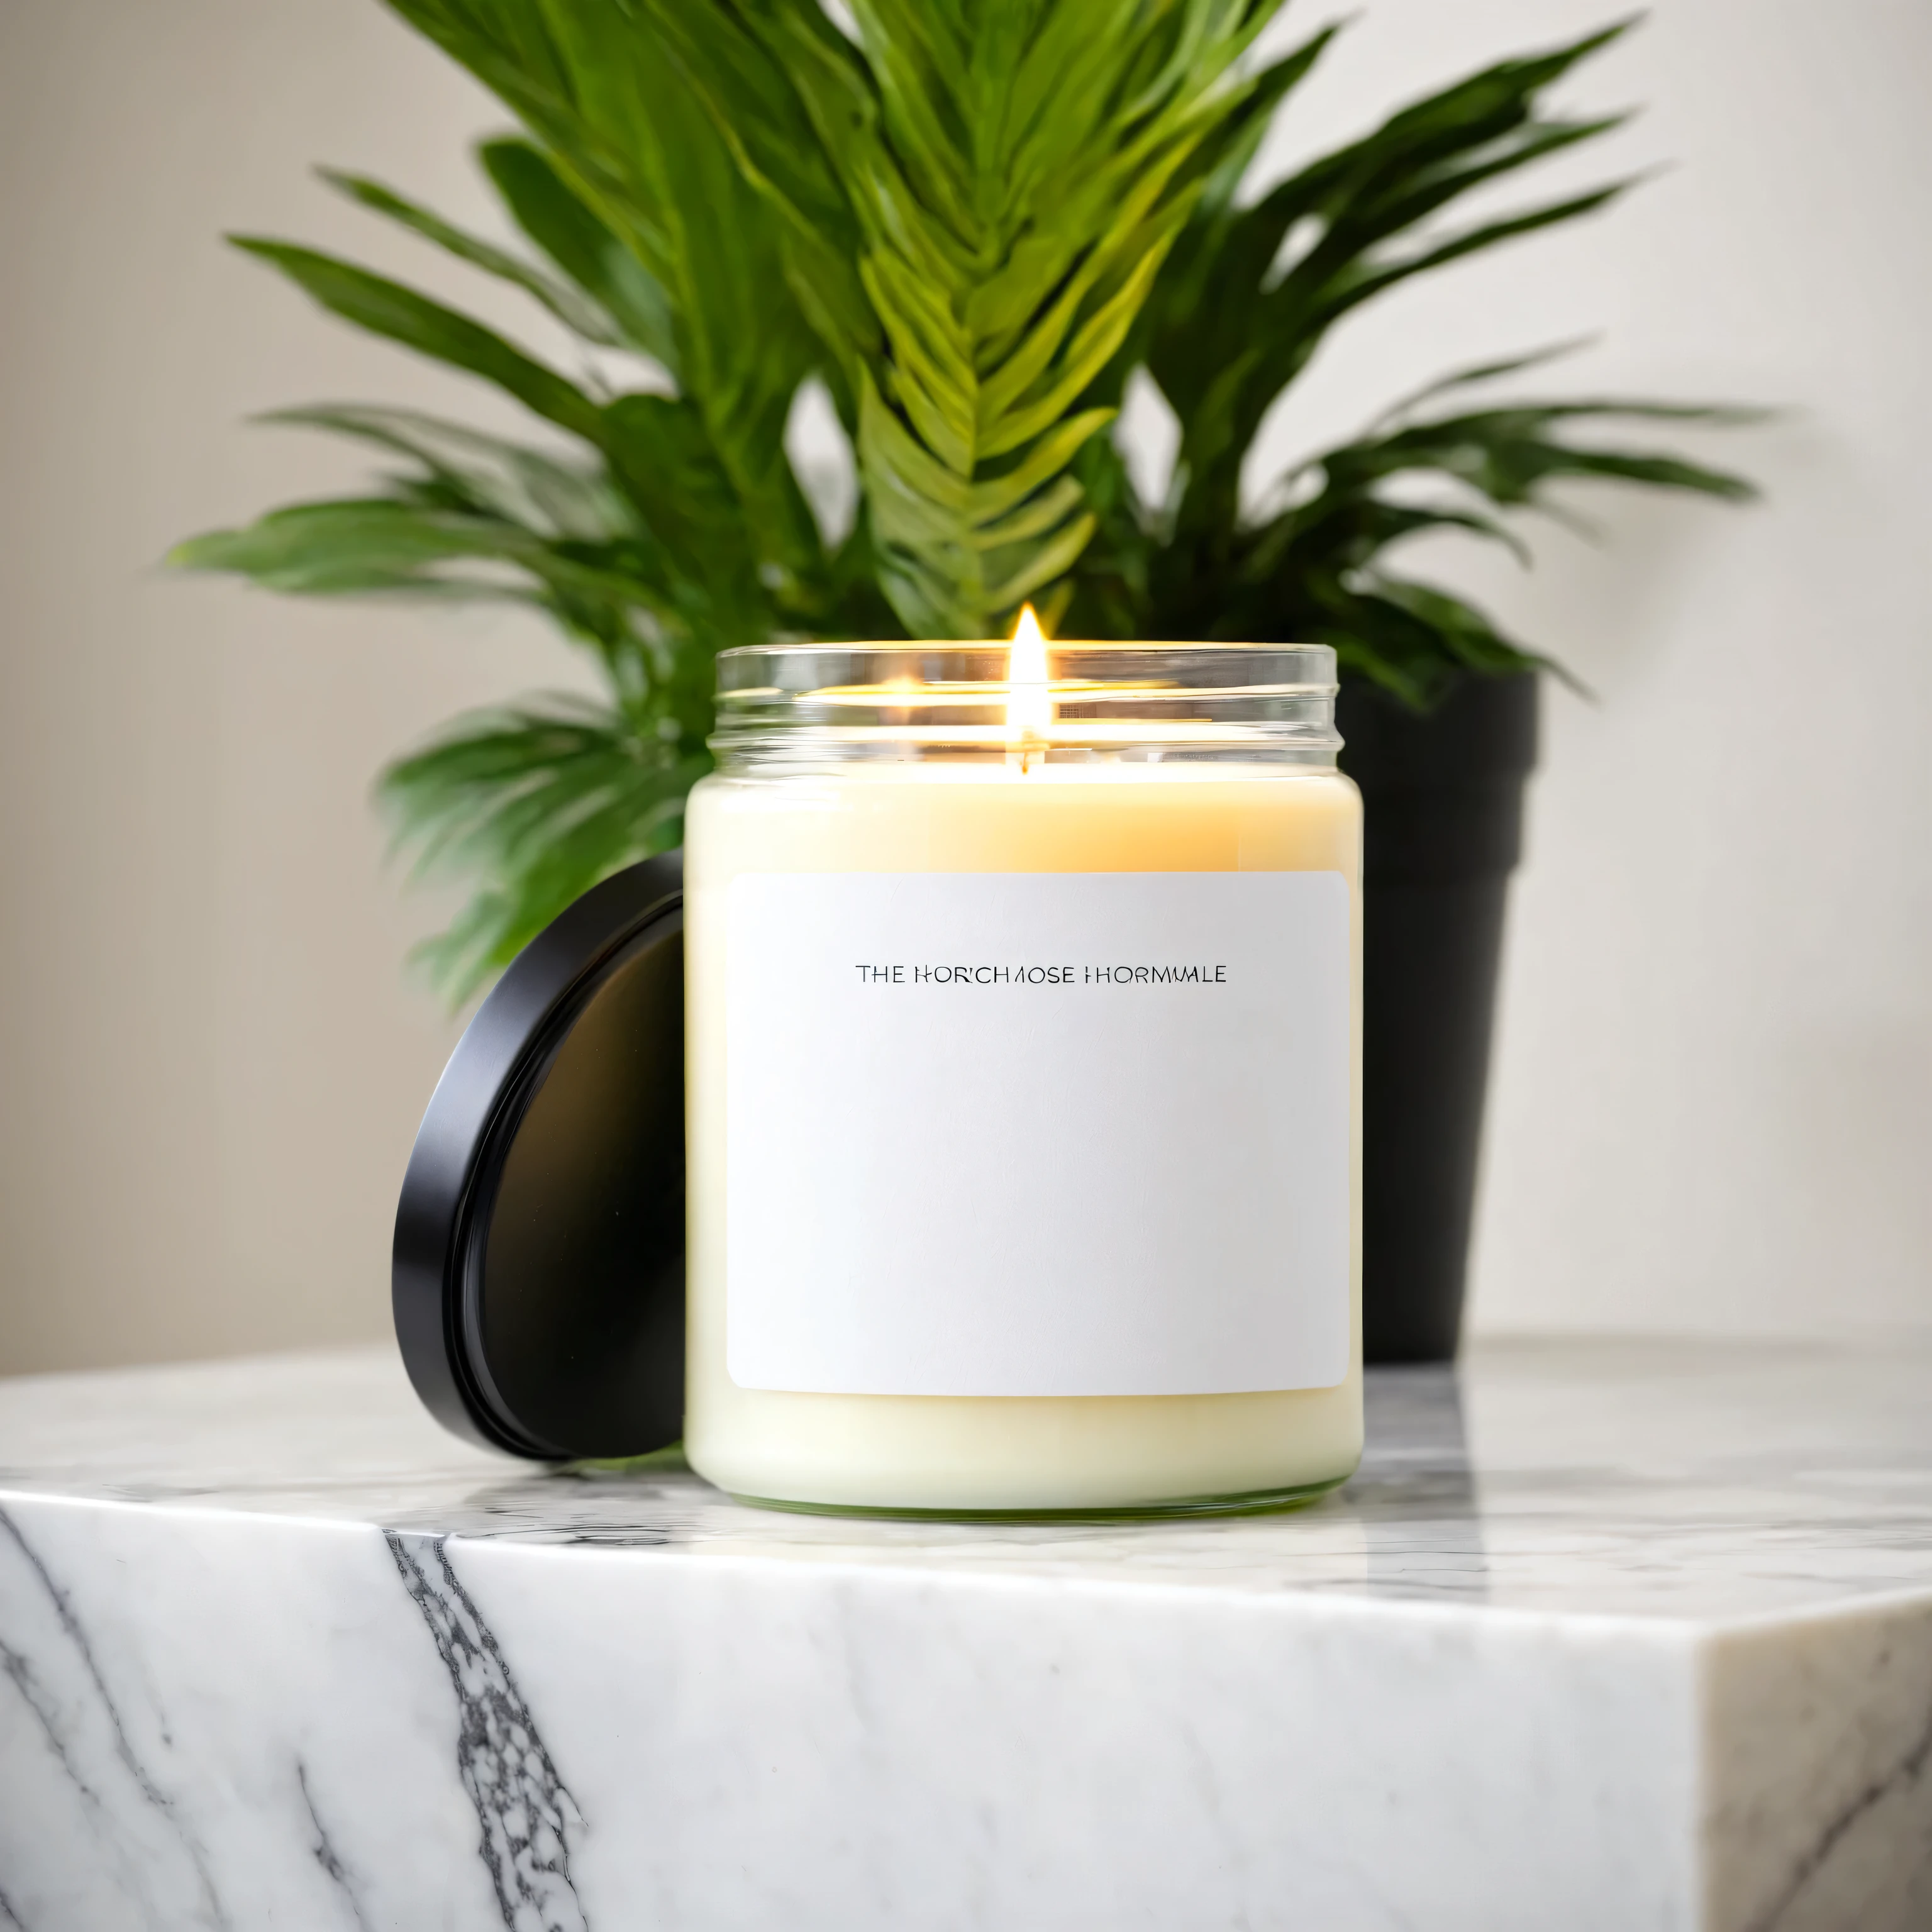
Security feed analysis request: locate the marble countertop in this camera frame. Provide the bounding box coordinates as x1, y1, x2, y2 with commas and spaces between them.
4, 1338, 1931, 1931
1, 1334, 1928, 1625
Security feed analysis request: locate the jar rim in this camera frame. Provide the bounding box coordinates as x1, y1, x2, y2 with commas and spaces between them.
717, 640, 1338, 696
711, 641, 1341, 770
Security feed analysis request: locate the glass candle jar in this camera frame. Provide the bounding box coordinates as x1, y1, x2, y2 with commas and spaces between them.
684, 635, 1362, 1516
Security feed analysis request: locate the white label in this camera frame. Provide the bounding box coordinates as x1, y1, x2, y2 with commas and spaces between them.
725, 871, 1350, 1397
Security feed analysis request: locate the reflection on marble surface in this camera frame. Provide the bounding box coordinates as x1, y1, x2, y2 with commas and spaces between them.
3, 1336, 1928, 1618
1, 1338, 1929, 1929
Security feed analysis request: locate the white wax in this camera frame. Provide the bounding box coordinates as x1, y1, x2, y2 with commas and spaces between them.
684, 762, 1363, 1512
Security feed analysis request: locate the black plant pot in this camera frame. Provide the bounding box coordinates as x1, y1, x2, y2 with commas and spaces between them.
1336, 672, 1540, 1363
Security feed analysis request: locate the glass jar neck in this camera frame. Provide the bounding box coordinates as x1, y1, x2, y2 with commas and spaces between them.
710, 642, 1341, 772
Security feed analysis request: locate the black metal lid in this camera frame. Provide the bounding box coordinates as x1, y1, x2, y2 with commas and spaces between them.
392, 853, 686, 1461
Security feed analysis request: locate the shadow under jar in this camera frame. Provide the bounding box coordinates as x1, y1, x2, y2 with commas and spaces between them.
684, 640, 1363, 1517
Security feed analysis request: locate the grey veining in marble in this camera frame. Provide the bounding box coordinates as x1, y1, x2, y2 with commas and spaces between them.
1, 1336, 1929, 1930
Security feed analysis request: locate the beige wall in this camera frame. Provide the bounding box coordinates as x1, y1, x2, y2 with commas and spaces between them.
0, 0, 1926, 1374
0, 0, 567, 1372
1262, 0, 1932, 1338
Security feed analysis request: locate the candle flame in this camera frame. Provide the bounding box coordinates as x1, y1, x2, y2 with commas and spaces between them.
1006, 604, 1051, 752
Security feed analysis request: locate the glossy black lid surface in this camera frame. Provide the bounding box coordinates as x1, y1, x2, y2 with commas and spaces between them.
392, 854, 686, 1460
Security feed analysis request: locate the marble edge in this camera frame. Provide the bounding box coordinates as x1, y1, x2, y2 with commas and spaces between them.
1684, 1581, 1932, 1643
7, 1480, 1906, 1646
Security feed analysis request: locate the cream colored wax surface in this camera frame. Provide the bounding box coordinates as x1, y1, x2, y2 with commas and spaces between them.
684, 762, 1363, 1513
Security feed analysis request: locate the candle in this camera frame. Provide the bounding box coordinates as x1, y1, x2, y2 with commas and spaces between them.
684, 621, 1362, 1514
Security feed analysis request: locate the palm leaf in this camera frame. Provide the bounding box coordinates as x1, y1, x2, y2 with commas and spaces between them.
646, 0, 1328, 636
174, 1, 1761, 997
319, 166, 624, 345
229, 238, 608, 439
1144, 21, 1643, 544
381, 697, 706, 1000
1063, 19, 1761, 708
384, 0, 835, 545
479, 137, 679, 368
259, 404, 638, 539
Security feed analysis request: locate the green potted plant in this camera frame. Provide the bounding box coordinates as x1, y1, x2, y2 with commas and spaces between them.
174, 0, 1752, 1360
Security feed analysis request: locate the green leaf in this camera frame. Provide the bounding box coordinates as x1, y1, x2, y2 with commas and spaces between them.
170, 496, 677, 611
719, 0, 1316, 635
1146, 21, 1645, 535
171, 497, 527, 595
598, 391, 770, 637
260, 404, 636, 539
319, 165, 623, 345
1309, 399, 1762, 516
623, 0, 878, 377
390, 11, 835, 588
480, 137, 682, 370
230, 238, 604, 440
380, 697, 708, 1003
176, 0, 1763, 979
